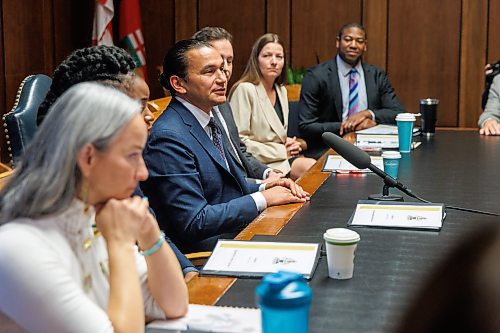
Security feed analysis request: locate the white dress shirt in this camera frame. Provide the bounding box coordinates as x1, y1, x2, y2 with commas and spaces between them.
336, 55, 375, 121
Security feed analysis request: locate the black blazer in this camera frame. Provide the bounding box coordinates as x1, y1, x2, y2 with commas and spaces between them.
215, 102, 268, 180
298, 58, 405, 159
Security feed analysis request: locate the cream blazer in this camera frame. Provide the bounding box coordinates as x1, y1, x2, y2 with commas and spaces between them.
229, 82, 291, 174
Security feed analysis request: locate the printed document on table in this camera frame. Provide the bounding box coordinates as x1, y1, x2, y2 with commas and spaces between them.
146, 304, 261, 333
201, 240, 320, 279
322, 155, 383, 172
356, 134, 399, 148
356, 124, 420, 136
348, 200, 444, 230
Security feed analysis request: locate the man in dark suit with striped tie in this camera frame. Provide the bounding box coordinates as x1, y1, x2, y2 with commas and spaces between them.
192, 27, 284, 183
298, 22, 405, 159
142, 39, 309, 252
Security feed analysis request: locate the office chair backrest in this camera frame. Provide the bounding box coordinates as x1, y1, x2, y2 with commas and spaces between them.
2, 74, 52, 167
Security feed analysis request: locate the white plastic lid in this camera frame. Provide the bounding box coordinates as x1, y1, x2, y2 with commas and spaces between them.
323, 228, 360, 244
381, 151, 402, 159
395, 113, 416, 121
420, 98, 439, 105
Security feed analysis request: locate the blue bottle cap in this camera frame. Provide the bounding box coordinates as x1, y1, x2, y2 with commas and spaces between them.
256, 271, 312, 308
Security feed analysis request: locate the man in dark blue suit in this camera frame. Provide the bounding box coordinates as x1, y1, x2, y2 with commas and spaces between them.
299, 22, 405, 159
142, 39, 309, 253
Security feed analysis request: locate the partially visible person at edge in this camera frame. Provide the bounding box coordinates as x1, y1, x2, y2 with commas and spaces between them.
393, 224, 500, 333
142, 39, 309, 253
298, 22, 405, 159
37, 45, 154, 132
0, 83, 188, 333
479, 62, 500, 135
229, 33, 316, 180
193, 26, 284, 183
35, 45, 198, 279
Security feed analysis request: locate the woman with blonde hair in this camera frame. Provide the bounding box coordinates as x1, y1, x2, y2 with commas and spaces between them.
229, 33, 315, 180
0, 83, 188, 332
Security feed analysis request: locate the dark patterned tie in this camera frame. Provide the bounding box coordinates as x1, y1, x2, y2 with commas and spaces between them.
208, 117, 228, 165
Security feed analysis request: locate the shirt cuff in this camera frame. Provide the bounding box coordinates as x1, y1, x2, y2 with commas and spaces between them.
182, 266, 199, 275
250, 191, 267, 212
263, 168, 272, 179
367, 110, 375, 121
480, 117, 496, 127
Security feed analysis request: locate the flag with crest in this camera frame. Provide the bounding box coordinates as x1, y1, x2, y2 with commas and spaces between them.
119, 0, 147, 79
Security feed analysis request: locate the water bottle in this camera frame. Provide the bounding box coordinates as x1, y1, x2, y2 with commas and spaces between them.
256, 271, 312, 333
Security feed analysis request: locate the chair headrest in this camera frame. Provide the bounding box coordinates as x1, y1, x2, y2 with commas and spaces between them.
3, 74, 52, 167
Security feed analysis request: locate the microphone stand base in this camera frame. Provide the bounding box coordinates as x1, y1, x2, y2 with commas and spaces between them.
368, 193, 404, 201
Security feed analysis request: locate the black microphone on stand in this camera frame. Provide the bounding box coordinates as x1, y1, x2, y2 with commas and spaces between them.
322, 132, 417, 201
321, 132, 500, 216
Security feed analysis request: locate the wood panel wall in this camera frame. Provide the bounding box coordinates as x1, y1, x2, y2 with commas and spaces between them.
0, 0, 498, 162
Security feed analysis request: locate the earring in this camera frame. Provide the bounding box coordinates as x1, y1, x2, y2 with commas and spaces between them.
80, 180, 90, 214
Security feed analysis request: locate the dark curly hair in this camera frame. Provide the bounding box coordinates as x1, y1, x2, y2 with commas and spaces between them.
37, 45, 136, 125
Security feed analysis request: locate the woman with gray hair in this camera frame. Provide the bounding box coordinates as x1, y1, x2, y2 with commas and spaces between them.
0, 82, 188, 332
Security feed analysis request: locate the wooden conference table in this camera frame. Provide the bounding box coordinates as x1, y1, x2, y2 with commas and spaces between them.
186, 129, 500, 333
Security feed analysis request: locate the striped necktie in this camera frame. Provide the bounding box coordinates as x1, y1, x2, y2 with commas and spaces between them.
348, 68, 359, 117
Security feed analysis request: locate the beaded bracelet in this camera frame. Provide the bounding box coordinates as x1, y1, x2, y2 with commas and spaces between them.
140, 231, 165, 257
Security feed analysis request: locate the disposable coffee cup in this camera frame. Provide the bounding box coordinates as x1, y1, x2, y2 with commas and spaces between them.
396, 113, 416, 153
382, 151, 402, 179
323, 228, 360, 280
420, 98, 439, 136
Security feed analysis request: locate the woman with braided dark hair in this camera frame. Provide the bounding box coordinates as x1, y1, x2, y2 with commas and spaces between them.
37, 45, 154, 130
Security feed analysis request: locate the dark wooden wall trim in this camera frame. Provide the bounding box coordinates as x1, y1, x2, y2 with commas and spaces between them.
0, 0, 498, 162
459, 0, 487, 127
362, 0, 387, 71
488, 0, 500, 63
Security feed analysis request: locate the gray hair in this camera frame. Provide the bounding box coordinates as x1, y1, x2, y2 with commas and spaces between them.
0, 82, 141, 223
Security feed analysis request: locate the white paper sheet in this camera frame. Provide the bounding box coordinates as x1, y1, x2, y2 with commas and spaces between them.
323, 155, 384, 172
356, 124, 420, 135
350, 202, 444, 230
147, 304, 261, 332
201, 240, 319, 278
356, 134, 399, 148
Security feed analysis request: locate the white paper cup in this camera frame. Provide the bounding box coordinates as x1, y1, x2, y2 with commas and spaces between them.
323, 228, 360, 279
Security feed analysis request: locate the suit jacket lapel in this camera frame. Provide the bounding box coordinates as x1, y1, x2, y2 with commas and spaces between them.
256, 83, 287, 142
170, 100, 230, 172
329, 59, 343, 121
362, 64, 375, 108
212, 109, 240, 166
276, 86, 289, 130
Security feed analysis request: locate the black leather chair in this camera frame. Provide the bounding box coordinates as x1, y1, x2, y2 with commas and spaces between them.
2, 74, 51, 167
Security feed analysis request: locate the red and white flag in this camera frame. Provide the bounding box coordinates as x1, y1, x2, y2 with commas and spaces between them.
92, 0, 114, 46
119, 0, 147, 79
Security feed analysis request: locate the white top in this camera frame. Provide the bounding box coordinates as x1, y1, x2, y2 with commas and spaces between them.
0, 200, 166, 333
